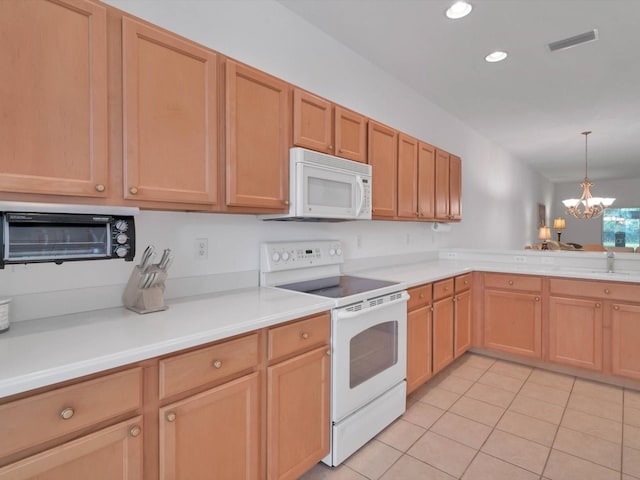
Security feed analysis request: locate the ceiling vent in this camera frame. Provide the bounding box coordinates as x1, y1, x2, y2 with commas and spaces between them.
548, 29, 598, 52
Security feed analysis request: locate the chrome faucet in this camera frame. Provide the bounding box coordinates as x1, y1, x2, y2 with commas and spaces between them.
607, 251, 615, 273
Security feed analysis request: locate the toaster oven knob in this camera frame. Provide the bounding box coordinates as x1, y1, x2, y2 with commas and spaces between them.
115, 247, 128, 258
282, 251, 290, 261
116, 233, 128, 244
336, 248, 342, 256
115, 220, 129, 232
329, 248, 335, 256
271, 251, 281, 263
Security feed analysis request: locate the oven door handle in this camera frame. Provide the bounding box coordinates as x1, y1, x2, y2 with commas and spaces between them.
335, 291, 409, 319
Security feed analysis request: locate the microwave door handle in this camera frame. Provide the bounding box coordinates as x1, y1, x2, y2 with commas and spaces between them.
355, 176, 365, 216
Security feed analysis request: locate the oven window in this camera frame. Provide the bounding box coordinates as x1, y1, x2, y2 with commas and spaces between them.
349, 321, 398, 388
7, 224, 109, 260
308, 177, 353, 209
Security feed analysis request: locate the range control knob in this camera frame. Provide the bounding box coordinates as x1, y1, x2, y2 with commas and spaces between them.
115, 247, 128, 258
329, 248, 336, 256
336, 248, 343, 256
115, 220, 128, 232
282, 251, 290, 261
116, 233, 128, 244
271, 251, 281, 263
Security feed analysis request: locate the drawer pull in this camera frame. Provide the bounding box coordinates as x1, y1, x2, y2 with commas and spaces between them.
212, 360, 222, 369
129, 425, 141, 437
604, 288, 611, 294
614, 305, 620, 311
166, 412, 177, 422
464, 280, 469, 285
419, 293, 425, 299
129, 187, 138, 195
300, 332, 309, 340
444, 287, 449, 291
535, 296, 540, 302
59, 407, 75, 420
328, 145, 334, 151
508, 280, 514, 286
95, 184, 105, 192
595, 303, 601, 308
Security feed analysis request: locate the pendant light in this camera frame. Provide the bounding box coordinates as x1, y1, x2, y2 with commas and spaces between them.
562, 131, 615, 219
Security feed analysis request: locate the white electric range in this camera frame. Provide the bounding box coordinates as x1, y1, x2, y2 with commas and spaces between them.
260, 240, 408, 466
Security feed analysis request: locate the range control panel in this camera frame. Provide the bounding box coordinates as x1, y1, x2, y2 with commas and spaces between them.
260, 240, 343, 272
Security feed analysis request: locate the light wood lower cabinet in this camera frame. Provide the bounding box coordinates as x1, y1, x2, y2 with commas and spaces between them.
483, 289, 542, 359
407, 305, 433, 394
267, 346, 330, 480
159, 372, 260, 480
454, 288, 472, 358
0, 417, 143, 480
433, 278, 455, 374
611, 302, 640, 380
548, 296, 604, 372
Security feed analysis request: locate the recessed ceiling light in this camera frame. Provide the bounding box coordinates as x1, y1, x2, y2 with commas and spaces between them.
446, 1, 472, 19
485, 51, 508, 63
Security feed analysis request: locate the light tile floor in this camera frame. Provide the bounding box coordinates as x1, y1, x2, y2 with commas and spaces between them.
300, 353, 640, 480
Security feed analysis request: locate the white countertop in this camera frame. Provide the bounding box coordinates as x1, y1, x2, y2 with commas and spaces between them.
0, 287, 333, 398
2, 255, 639, 399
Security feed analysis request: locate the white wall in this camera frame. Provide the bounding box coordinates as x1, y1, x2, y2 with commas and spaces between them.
552, 177, 640, 245
0, 0, 553, 321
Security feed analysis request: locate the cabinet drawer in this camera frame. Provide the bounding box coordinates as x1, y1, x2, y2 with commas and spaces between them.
407, 284, 432, 310
433, 278, 454, 301
0, 367, 142, 459
484, 273, 542, 292
268, 312, 330, 361
159, 334, 259, 400
455, 274, 472, 293
550, 278, 640, 302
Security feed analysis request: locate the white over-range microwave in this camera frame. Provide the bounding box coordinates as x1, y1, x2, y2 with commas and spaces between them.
262, 147, 372, 221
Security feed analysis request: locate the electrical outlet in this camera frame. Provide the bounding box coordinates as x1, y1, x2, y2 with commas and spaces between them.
514, 256, 526, 263
195, 238, 208, 260
445, 252, 457, 259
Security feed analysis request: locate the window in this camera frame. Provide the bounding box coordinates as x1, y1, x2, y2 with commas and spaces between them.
603, 208, 640, 249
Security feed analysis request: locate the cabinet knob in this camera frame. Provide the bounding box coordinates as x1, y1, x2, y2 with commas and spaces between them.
95, 184, 105, 193
508, 280, 514, 286
416, 211, 420, 217
444, 287, 449, 291
212, 360, 222, 369
595, 303, 601, 308
283, 200, 289, 206
614, 305, 620, 311
166, 412, 177, 422
535, 296, 540, 302
129, 425, 142, 437
326, 349, 331, 356
604, 288, 611, 294
452, 297, 457, 302
59, 407, 75, 420
129, 187, 138, 195
419, 293, 424, 299
300, 332, 309, 340
328, 145, 334, 151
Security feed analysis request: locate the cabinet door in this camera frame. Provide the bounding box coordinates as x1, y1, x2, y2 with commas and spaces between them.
396, 134, 419, 219
122, 18, 219, 205
292, 89, 333, 154
454, 289, 472, 358
334, 106, 367, 163
434, 149, 451, 221
368, 121, 398, 218
407, 305, 432, 394
0, 417, 142, 480
611, 303, 640, 380
548, 296, 603, 371
0, 0, 108, 198
484, 290, 542, 358
433, 296, 454, 374
417, 142, 436, 220
226, 61, 290, 210
267, 346, 330, 480
159, 373, 260, 480
449, 154, 462, 220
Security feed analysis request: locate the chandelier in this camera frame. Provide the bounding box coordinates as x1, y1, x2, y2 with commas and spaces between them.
562, 131, 615, 219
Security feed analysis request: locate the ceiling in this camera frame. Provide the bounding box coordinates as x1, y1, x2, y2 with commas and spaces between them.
278, 0, 640, 183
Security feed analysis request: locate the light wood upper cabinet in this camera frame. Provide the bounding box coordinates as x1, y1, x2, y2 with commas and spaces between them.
226, 60, 290, 210
611, 302, 640, 380
0, 417, 143, 480
435, 149, 462, 222
334, 106, 367, 163
159, 372, 260, 480
548, 296, 603, 372
293, 90, 367, 163
122, 17, 219, 206
417, 142, 436, 220
0, 0, 109, 198
397, 134, 419, 219
368, 121, 398, 218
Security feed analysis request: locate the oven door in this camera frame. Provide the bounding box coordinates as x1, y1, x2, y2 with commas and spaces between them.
331, 291, 408, 422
